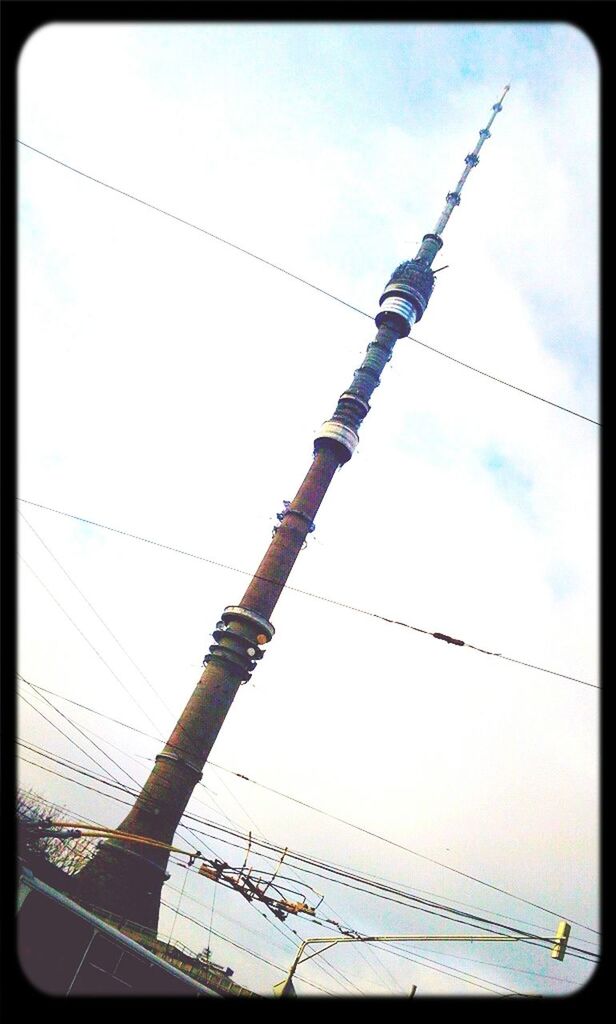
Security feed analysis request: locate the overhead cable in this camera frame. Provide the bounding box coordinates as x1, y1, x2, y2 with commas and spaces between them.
16, 714, 598, 954
17, 140, 599, 426
18, 498, 599, 691
17, 675, 600, 941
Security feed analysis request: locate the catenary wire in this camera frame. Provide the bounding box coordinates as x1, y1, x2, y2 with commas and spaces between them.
17, 748, 598, 964
201, 768, 460, 995
19, 674, 394, 994
19, 510, 179, 727
158, 896, 520, 997
409, 337, 599, 425
19, 549, 227, 835
306, 913, 582, 991
157, 899, 334, 995
166, 864, 393, 992
18, 515, 211, 765
18, 675, 202, 852
380, 940, 582, 987
201, 763, 387, 990
17, 687, 141, 790
19, 671, 270, 843
150, 812, 600, 959
366, 944, 530, 997
200, 771, 374, 993
18, 676, 600, 942
16, 141, 599, 970
19, 553, 171, 734
17, 140, 599, 426
17, 722, 599, 959
21, 785, 543, 997
21, 684, 597, 962
16, 136, 589, 991
18, 519, 268, 840
18, 499, 599, 691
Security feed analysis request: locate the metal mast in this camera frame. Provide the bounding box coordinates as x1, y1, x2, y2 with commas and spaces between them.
76, 88, 509, 930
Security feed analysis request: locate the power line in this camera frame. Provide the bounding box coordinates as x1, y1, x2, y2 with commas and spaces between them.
19, 509, 177, 726
18, 676, 600, 942
17, 746, 599, 965
206, 765, 600, 936
166, 869, 361, 979
380, 941, 582, 987
16, 140, 369, 318
18, 673, 262, 841
17, 686, 141, 791
409, 337, 599, 425
371, 944, 530, 997
19, 553, 170, 734
157, 812, 599, 957
19, 681, 162, 743
18, 737, 599, 961
19, 511, 600, 935
17, 688, 400, 993
196, 777, 368, 994
18, 513, 599, 945
157, 898, 334, 995
19, 510, 239, 789
18, 552, 215, 838
18, 674, 202, 850
20, 779, 512, 996
166, 878, 533, 998
17, 752, 137, 810
17, 139, 599, 426
18, 499, 598, 690
158, 895, 518, 998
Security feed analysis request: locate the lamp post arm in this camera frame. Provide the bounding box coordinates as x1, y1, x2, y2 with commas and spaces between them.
279, 924, 570, 994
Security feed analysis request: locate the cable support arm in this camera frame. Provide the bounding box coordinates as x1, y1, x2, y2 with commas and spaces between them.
277, 918, 570, 995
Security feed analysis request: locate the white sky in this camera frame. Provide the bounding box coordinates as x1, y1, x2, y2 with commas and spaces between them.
17, 21, 599, 998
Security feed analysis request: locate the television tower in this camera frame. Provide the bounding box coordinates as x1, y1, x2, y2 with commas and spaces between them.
76, 87, 510, 930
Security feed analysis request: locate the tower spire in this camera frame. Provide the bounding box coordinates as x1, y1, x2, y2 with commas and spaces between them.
432, 84, 510, 240
375, 86, 510, 336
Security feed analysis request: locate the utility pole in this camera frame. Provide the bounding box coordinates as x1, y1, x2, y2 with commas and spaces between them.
75, 88, 510, 931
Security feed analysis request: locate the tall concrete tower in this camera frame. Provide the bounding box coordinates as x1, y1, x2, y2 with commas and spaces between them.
76, 87, 510, 930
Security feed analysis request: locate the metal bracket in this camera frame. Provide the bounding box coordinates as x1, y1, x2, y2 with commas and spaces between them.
155, 751, 203, 780
275, 500, 316, 533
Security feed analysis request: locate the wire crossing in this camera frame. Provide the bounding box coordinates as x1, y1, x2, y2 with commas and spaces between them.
17, 139, 599, 426
18, 498, 598, 691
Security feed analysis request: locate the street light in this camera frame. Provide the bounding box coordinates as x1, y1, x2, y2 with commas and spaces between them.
274, 923, 571, 996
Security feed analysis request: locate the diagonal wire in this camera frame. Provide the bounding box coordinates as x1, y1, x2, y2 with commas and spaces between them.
17, 139, 599, 426
17, 685, 141, 789
17, 739, 599, 958
19, 509, 177, 725
18, 499, 599, 690
19, 553, 168, 735
17, 674, 600, 940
